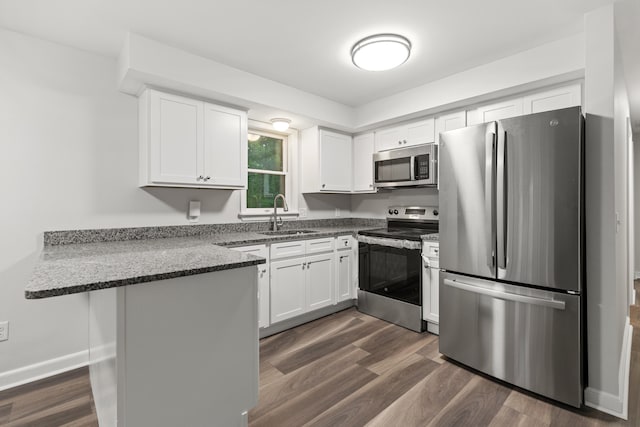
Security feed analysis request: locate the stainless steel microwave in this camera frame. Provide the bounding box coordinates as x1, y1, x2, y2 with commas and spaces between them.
373, 143, 438, 188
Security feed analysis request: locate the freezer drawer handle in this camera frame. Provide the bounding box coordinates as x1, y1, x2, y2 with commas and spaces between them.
443, 279, 566, 310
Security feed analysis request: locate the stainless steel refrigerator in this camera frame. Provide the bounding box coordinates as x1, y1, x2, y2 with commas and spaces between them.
438, 106, 584, 407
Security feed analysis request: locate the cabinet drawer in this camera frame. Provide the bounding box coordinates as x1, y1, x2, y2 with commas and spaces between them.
336, 235, 353, 250
423, 242, 440, 258
230, 244, 269, 260
271, 241, 306, 259
305, 238, 335, 254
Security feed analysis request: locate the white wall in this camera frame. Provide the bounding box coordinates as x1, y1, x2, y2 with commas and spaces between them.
583, 5, 632, 417
0, 28, 350, 389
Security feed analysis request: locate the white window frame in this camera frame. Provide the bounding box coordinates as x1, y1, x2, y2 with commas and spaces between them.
239, 120, 298, 218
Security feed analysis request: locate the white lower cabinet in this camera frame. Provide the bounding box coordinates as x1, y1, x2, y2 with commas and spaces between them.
230, 244, 270, 328
336, 235, 354, 302
270, 237, 335, 324
422, 241, 440, 334
270, 257, 307, 323
306, 253, 335, 310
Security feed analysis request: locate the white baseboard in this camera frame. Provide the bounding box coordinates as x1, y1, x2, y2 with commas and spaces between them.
585, 320, 633, 419
0, 350, 89, 392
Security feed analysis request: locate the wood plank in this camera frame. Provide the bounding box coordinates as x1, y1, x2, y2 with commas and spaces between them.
628, 350, 640, 426
366, 360, 474, 427
416, 334, 446, 364
503, 389, 553, 425
0, 403, 12, 425
360, 332, 438, 376
270, 318, 386, 374
260, 312, 364, 363
425, 374, 511, 426
258, 359, 285, 389
304, 354, 439, 427
5, 395, 94, 427
250, 344, 370, 421
251, 364, 377, 427
1, 368, 93, 422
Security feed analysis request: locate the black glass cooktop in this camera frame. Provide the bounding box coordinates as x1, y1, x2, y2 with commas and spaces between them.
359, 225, 438, 242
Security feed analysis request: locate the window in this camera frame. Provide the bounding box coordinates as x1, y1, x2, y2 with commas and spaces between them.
242, 129, 291, 214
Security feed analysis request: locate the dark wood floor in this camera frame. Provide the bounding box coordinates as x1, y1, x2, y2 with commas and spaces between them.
2, 282, 639, 426
0, 367, 97, 426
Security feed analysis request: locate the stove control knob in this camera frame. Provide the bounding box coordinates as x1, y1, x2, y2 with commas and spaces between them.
393, 209, 399, 215
388, 209, 394, 215
433, 209, 439, 216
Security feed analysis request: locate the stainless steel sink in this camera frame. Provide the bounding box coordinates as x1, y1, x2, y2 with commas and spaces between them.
259, 229, 317, 236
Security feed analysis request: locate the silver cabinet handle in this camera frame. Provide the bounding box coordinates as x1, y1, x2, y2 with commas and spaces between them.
443, 279, 566, 310
204, 176, 211, 181
261, 269, 267, 274
322, 184, 326, 188
197, 175, 204, 181
403, 139, 407, 144
421, 255, 430, 268
398, 140, 402, 145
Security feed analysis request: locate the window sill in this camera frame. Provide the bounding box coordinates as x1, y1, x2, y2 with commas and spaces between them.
238, 211, 300, 221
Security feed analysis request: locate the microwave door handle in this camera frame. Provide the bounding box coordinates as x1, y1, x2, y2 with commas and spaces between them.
410, 155, 416, 181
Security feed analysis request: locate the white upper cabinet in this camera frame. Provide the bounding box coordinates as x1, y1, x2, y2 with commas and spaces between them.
434, 110, 467, 144
467, 98, 524, 126
352, 133, 376, 193
374, 117, 435, 152
139, 88, 247, 189
522, 83, 581, 115
301, 127, 352, 193
467, 83, 582, 126
203, 103, 247, 187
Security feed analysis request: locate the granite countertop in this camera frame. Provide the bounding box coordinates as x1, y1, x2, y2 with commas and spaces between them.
422, 233, 439, 242
26, 222, 382, 299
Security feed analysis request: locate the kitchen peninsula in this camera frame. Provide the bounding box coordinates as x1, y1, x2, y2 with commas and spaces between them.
25, 219, 379, 426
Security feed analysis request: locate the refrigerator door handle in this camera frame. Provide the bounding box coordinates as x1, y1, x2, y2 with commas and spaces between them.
485, 127, 496, 273
443, 279, 566, 310
496, 129, 507, 276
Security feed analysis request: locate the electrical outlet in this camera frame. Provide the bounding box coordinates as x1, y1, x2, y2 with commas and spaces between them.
0, 321, 8, 342
299, 208, 307, 218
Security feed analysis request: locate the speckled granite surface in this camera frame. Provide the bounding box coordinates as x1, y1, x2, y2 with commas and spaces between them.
421, 233, 439, 242
43, 218, 386, 245
27, 220, 385, 299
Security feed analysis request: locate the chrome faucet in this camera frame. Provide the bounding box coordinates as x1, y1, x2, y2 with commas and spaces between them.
272, 194, 289, 231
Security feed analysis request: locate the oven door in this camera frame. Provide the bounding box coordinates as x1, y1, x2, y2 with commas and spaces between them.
359, 243, 422, 305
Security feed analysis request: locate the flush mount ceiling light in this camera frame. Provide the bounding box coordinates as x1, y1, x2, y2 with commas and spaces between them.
270, 118, 291, 131
351, 34, 411, 71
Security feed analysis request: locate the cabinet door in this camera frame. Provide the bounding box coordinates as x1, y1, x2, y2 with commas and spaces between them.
435, 110, 466, 144
149, 91, 203, 184
405, 117, 435, 146
203, 103, 247, 188
468, 98, 523, 125
230, 245, 269, 328
522, 84, 581, 115
336, 250, 352, 302
319, 130, 352, 192
352, 133, 376, 192
306, 253, 335, 311
270, 258, 306, 323
375, 126, 404, 151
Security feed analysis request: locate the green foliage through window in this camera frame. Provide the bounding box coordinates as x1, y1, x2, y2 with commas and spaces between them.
246, 134, 286, 209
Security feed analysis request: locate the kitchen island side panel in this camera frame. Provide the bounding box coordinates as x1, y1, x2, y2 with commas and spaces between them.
90, 268, 258, 427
